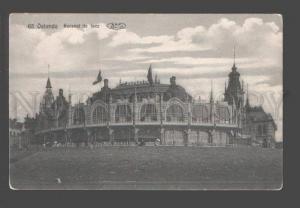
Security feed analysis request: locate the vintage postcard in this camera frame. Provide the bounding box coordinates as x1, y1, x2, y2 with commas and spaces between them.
9, 13, 283, 190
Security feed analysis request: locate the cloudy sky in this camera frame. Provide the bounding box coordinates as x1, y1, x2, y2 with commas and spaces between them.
9, 14, 283, 140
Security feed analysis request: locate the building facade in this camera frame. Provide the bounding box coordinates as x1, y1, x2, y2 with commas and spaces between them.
33, 62, 276, 147
9, 118, 33, 149
243, 105, 277, 147
9, 119, 23, 148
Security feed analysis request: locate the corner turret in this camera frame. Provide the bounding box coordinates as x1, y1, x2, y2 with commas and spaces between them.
224, 46, 245, 109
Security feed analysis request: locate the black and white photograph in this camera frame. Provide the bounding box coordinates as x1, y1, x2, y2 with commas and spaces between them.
9, 13, 283, 190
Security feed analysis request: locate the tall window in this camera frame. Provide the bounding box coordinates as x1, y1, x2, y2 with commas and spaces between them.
92, 105, 107, 124
140, 104, 157, 122
166, 104, 184, 122
115, 104, 132, 123
192, 105, 209, 122
215, 106, 230, 124
73, 107, 85, 125
258, 125, 263, 136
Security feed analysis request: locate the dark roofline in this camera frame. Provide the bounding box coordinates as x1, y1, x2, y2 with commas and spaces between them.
9, 119, 24, 130
247, 105, 277, 130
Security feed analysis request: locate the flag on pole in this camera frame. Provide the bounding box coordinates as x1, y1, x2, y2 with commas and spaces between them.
147, 64, 153, 85
93, 70, 102, 85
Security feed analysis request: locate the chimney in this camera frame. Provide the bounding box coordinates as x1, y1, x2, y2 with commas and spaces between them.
104, 79, 109, 88
170, 76, 176, 86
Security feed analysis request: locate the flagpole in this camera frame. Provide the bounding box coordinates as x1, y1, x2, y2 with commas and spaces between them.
93, 69, 102, 91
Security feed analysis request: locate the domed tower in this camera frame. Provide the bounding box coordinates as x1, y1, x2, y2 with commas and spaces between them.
40, 77, 55, 116
164, 76, 192, 102
224, 47, 245, 109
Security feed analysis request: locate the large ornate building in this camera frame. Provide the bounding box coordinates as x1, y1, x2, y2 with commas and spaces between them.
34, 60, 277, 147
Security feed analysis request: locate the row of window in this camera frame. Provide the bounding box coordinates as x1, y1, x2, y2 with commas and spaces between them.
72, 104, 231, 125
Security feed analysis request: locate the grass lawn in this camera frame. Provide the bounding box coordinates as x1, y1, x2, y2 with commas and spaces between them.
9, 146, 283, 190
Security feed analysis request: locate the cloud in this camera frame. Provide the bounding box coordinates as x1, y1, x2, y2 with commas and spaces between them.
109, 30, 173, 47
9, 25, 46, 72
129, 18, 282, 67
10, 17, 282, 78
127, 17, 282, 88
9, 17, 283, 88
9, 23, 118, 74
130, 41, 210, 53
104, 54, 150, 62
139, 57, 251, 66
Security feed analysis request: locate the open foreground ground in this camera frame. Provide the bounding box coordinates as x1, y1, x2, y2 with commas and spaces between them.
10, 146, 283, 190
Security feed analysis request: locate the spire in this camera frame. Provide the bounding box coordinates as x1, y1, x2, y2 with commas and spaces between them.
46, 64, 52, 89
210, 80, 214, 103
234, 44, 236, 65
225, 81, 227, 92
232, 45, 237, 72
245, 83, 250, 108
46, 77, 52, 89
68, 85, 72, 105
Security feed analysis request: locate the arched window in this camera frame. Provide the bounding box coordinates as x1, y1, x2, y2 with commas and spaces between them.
192, 105, 209, 123
115, 104, 132, 123
215, 106, 230, 124
140, 104, 157, 122
166, 104, 184, 122
92, 105, 107, 124
73, 107, 85, 125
